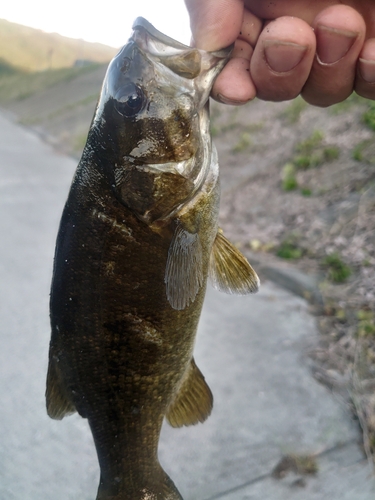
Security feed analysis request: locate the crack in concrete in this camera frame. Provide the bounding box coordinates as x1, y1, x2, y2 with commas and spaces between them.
201, 439, 361, 500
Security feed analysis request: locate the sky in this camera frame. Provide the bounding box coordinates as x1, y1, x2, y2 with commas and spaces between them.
0, 0, 192, 48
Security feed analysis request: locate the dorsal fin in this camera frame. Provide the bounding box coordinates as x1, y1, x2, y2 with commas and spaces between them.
166, 358, 213, 428
209, 230, 260, 294
164, 224, 203, 310
46, 358, 76, 420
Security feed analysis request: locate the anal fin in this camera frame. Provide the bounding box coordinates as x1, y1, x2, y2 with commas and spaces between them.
46, 357, 76, 420
164, 224, 203, 310
209, 229, 260, 294
166, 358, 213, 428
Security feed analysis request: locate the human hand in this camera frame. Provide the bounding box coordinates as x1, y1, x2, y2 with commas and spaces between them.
185, 0, 375, 106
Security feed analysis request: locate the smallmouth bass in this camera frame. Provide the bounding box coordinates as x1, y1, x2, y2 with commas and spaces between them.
46, 17, 259, 500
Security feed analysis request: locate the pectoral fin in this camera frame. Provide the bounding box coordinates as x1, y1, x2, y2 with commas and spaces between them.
209, 230, 260, 294
166, 358, 213, 428
46, 358, 76, 420
164, 224, 203, 310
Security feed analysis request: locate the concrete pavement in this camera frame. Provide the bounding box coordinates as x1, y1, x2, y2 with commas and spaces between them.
0, 112, 374, 499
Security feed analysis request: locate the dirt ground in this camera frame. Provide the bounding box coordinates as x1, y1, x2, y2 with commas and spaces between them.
212, 96, 375, 461
2, 72, 375, 461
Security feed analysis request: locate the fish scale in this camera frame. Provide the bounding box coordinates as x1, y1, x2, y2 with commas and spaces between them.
46, 17, 259, 500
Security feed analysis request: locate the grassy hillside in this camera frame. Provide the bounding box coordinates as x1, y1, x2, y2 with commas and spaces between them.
0, 18, 117, 72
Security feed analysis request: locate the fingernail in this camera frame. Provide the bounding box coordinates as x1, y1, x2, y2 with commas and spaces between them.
263, 41, 307, 73
316, 25, 358, 64
216, 94, 249, 105
359, 58, 375, 83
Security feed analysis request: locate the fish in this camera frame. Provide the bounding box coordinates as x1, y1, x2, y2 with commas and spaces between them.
46, 17, 259, 500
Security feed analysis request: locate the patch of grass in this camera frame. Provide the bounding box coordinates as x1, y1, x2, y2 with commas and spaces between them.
281, 163, 298, 191
300, 187, 312, 196
0, 64, 102, 103
280, 96, 308, 124
323, 146, 340, 161
289, 131, 340, 170
294, 155, 312, 169
335, 309, 347, 321
362, 101, 375, 131
277, 235, 304, 259
296, 130, 324, 154
330, 92, 366, 114
282, 176, 298, 191
231, 132, 252, 153
322, 253, 351, 283
353, 142, 365, 161
357, 310, 375, 337
352, 139, 375, 164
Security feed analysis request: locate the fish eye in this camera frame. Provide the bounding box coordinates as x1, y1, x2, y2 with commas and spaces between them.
114, 83, 145, 117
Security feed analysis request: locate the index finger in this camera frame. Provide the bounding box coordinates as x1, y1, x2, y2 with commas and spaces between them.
185, 0, 245, 51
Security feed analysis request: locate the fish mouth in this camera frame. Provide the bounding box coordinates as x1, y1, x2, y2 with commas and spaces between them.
132, 17, 233, 59
132, 17, 233, 79
132, 17, 193, 52
127, 157, 195, 179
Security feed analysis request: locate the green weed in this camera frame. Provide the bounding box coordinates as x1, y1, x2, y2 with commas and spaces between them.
330, 92, 366, 114
351, 140, 375, 164
281, 163, 298, 191
322, 253, 351, 283
362, 101, 375, 131
296, 130, 324, 154
323, 146, 340, 161
294, 155, 312, 169
290, 132, 339, 169
280, 96, 308, 124
231, 132, 252, 153
356, 311, 375, 337
282, 176, 298, 191
277, 235, 304, 259
353, 142, 365, 161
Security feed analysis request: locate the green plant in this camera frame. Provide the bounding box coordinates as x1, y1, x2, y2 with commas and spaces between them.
322, 253, 351, 283
300, 187, 312, 196
356, 310, 375, 337
294, 155, 312, 169
352, 142, 365, 161
296, 130, 324, 154
281, 163, 298, 191
362, 102, 375, 131
290, 131, 339, 170
280, 96, 308, 124
282, 176, 298, 191
277, 239, 303, 259
351, 140, 375, 164
232, 132, 252, 153
330, 92, 366, 114
323, 146, 340, 161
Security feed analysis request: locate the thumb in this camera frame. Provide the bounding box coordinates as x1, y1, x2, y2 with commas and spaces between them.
185, 0, 244, 51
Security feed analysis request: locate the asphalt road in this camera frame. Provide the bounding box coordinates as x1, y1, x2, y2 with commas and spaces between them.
0, 112, 374, 499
